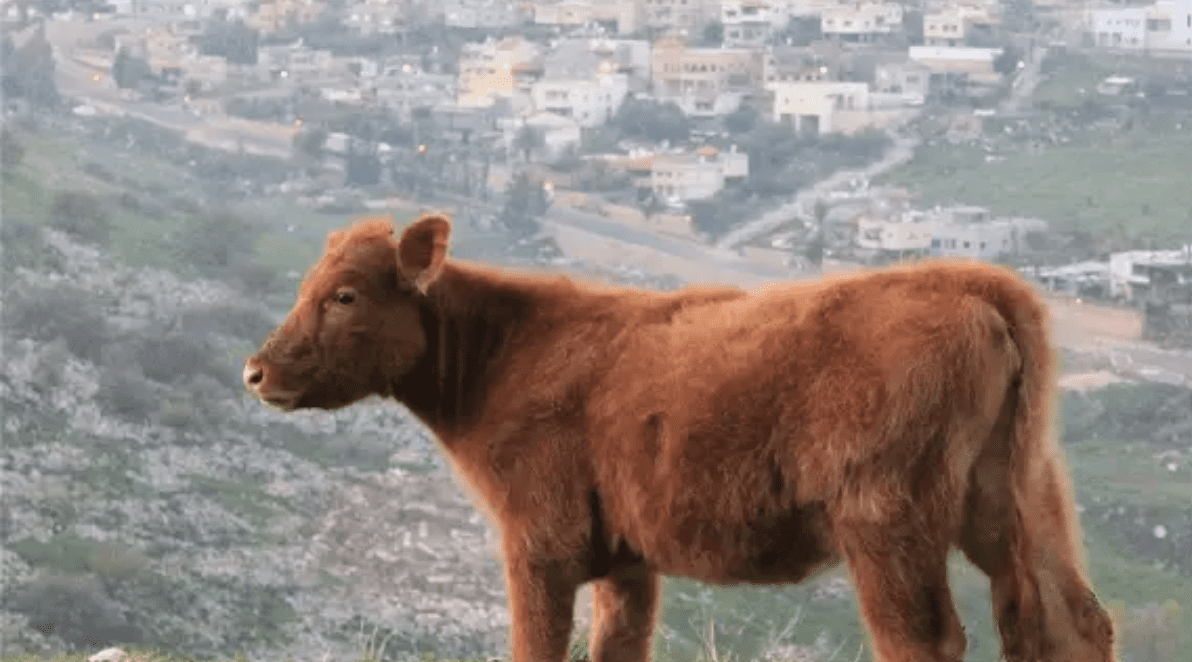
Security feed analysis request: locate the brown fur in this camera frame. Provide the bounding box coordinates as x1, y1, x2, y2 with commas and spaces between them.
244, 215, 1116, 662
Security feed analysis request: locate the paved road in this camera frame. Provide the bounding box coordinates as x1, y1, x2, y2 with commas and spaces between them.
714, 128, 921, 251
47, 18, 296, 157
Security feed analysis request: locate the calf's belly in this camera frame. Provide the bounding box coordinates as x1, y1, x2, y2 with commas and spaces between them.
633, 502, 839, 585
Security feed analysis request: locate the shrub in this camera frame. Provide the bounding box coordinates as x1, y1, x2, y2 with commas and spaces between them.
95, 363, 159, 422
175, 208, 258, 279
49, 191, 113, 247
136, 329, 213, 385
9, 573, 142, 649
1, 219, 64, 275
2, 283, 109, 363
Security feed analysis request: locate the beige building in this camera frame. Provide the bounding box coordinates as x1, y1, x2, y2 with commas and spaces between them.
923, 5, 998, 46
651, 37, 765, 114
856, 210, 934, 254
648, 145, 748, 201
457, 36, 543, 107
908, 45, 1002, 83
768, 80, 870, 134
820, 2, 904, 42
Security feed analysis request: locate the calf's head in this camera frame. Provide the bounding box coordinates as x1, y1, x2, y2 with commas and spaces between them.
244, 215, 450, 411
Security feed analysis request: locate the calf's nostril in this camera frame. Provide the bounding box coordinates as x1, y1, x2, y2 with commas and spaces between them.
244, 363, 264, 388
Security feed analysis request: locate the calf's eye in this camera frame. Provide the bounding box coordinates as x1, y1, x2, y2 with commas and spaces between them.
333, 290, 356, 305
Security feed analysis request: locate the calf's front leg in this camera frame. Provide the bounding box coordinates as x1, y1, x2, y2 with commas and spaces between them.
503, 545, 584, 662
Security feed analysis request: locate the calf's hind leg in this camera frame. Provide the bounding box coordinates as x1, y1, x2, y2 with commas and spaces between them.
960, 429, 1116, 662
835, 517, 968, 662
586, 561, 660, 662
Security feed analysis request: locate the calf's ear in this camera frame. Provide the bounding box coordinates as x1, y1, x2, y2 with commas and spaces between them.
397, 215, 451, 294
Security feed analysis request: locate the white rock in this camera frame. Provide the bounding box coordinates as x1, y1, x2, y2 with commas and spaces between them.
88, 647, 128, 662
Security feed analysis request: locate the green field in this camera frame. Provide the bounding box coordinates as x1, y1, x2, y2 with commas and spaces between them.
879, 123, 1192, 248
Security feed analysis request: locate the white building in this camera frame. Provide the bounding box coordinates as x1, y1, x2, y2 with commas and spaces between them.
531, 73, 628, 127
767, 80, 871, 134
649, 145, 748, 202
444, 0, 518, 28
721, 0, 786, 48
925, 206, 1047, 261
1090, 0, 1192, 52
1109, 248, 1192, 301
820, 2, 904, 42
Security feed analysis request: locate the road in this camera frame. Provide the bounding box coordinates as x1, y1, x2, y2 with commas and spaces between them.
45, 18, 297, 158
999, 31, 1052, 115
713, 128, 921, 251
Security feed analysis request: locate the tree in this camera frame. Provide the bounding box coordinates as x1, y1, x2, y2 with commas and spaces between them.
176, 208, 258, 278
1, 125, 25, 176
111, 47, 151, 89
614, 98, 690, 145
1, 28, 59, 107
723, 106, 758, 134
292, 127, 328, 161
993, 44, 1023, 76
199, 19, 259, 65
50, 190, 112, 246
344, 143, 381, 187
500, 172, 548, 239
514, 124, 545, 163
804, 198, 828, 270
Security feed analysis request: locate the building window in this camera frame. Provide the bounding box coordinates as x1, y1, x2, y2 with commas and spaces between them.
963, 241, 970, 248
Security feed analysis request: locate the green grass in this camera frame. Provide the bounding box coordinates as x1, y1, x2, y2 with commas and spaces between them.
879, 124, 1192, 247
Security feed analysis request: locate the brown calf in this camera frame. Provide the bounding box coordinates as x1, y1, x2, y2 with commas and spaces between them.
244, 215, 1116, 662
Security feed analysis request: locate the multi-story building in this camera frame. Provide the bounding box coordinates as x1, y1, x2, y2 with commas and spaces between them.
444, 0, 518, 28
908, 45, 1002, 84
374, 71, 456, 120
531, 72, 629, 127
721, 0, 785, 48
651, 37, 765, 115
648, 145, 748, 201
457, 36, 543, 107
1090, 0, 1192, 52
767, 80, 870, 134
873, 59, 930, 98
246, 0, 325, 33
763, 46, 834, 85
533, 0, 643, 34
820, 2, 904, 42
640, 0, 721, 35
927, 206, 1047, 261
345, 0, 410, 34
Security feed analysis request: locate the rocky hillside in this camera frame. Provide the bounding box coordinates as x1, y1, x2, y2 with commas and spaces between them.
1, 225, 510, 662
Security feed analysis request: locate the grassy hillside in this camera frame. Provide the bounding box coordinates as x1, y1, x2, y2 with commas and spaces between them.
879, 50, 1192, 250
